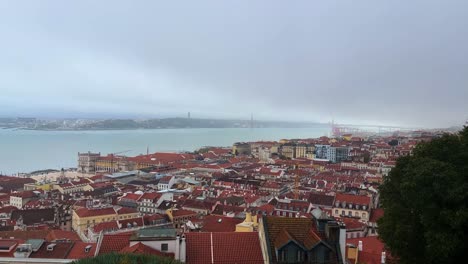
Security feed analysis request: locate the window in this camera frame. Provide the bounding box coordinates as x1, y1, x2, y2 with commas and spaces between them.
355, 212, 359, 217
279, 249, 287, 262
335, 210, 338, 215
362, 213, 367, 218
161, 243, 168, 252
348, 211, 352, 217
297, 250, 304, 262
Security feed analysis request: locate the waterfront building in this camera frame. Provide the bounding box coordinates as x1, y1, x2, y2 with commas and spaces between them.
77, 152, 100, 173
232, 142, 251, 155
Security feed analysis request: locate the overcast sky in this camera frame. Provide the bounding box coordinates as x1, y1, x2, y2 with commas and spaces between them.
0, 1, 467, 127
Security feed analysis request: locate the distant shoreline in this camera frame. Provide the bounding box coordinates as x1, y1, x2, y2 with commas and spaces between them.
4, 125, 328, 132
0, 117, 325, 131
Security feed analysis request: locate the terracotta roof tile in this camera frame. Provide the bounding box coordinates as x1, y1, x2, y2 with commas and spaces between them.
369, 208, 384, 223
185, 232, 263, 264
67, 242, 97, 259
46, 230, 81, 242
263, 216, 329, 262
98, 233, 132, 255
120, 242, 174, 258
75, 207, 115, 218
30, 242, 74, 259
199, 215, 243, 232
336, 193, 371, 206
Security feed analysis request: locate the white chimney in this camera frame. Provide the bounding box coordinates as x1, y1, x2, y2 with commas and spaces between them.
339, 224, 346, 263
180, 235, 186, 263
175, 235, 180, 260
381, 251, 386, 264
358, 240, 363, 251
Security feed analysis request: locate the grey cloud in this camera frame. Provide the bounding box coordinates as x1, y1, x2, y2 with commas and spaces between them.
0, 0, 467, 127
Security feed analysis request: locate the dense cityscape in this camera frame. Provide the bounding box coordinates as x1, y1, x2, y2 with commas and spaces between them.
0, 127, 455, 263
2, 1, 468, 263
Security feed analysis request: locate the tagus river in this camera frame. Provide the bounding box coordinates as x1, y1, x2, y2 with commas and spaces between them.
0, 126, 330, 175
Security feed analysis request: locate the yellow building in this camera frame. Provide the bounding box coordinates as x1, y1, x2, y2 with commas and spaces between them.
53, 178, 92, 194
295, 144, 315, 159
23, 182, 53, 191
232, 142, 251, 155
235, 212, 258, 232
72, 207, 139, 232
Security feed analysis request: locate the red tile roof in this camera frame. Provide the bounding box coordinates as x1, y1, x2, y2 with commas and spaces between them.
116, 207, 138, 215
0, 239, 20, 257
185, 232, 264, 264
30, 242, 74, 259
120, 193, 142, 201
0, 230, 49, 240
263, 216, 330, 262
369, 208, 384, 223
98, 233, 132, 255
347, 236, 389, 264
120, 242, 174, 258
139, 192, 162, 201
75, 207, 116, 218
93, 221, 119, 233
341, 217, 367, 230
199, 215, 243, 232
46, 230, 81, 242
336, 193, 371, 206
67, 242, 97, 259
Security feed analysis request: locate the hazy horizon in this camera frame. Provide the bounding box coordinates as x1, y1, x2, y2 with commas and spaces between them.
1, 1, 467, 128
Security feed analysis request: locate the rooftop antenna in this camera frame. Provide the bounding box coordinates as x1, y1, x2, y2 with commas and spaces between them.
147, 146, 149, 155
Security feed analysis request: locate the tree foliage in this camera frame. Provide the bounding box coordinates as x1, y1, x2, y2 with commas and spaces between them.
378, 127, 468, 264
72, 253, 181, 264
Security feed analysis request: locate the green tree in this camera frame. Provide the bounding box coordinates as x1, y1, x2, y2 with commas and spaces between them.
378, 127, 468, 264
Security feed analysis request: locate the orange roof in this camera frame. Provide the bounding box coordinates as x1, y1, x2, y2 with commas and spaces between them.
67, 242, 97, 259
75, 207, 116, 218
185, 232, 264, 264
116, 207, 138, 215
93, 221, 119, 233
369, 208, 384, 223
199, 216, 243, 232
120, 242, 174, 257
46, 230, 81, 242
347, 236, 389, 264
98, 233, 132, 255
140, 192, 162, 201
336, 193, 371, 205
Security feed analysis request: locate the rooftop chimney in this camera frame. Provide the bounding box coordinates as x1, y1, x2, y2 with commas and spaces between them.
180, 235, 186, 263
175, 235, 180, 261
381, 251, 386, 264
358, 240, 363, 251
